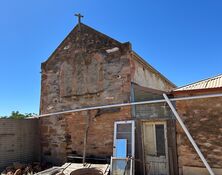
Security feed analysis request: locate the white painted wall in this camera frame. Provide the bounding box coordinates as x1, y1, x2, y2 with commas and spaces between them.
131, 57, 175, 91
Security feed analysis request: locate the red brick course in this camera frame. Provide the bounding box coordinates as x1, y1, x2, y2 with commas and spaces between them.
39, 106, 132, 165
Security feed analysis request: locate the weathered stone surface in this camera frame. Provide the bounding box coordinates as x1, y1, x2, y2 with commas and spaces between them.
40, 24, 132, 115
39, 24, 133, 165
39, 23, 175, 167
40, 115, 67, 165
175, 92, 222, 174
65, 107, 131, 158
39, 106, 131, 165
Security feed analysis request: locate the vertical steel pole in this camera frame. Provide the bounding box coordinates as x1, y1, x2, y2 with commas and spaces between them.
83, 111, 90, 164
163, 93, 214, 175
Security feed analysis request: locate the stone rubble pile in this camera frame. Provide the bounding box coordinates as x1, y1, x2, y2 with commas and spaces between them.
1, 162, 48, 175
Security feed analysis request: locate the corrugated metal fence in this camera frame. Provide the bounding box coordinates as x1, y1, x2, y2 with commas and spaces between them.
0, 119, 40, 170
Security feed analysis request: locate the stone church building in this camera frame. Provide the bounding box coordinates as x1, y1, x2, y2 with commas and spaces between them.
38, 22, 222, 175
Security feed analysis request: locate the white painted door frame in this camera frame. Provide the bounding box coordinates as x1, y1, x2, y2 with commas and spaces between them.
113, 120, 135, 158
111, 120, 135, 175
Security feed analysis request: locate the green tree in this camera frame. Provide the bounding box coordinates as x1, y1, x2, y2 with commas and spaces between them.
0, 111, 37, 119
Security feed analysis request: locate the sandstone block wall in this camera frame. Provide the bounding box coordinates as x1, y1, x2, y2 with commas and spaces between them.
175, 95, 222, 175
39, 23, 177, 168
39, 23, 133, 165
40, 106, 131, 165
40, 24, 132, 115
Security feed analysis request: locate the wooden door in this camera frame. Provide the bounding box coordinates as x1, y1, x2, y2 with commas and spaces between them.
143, 122, 169, 175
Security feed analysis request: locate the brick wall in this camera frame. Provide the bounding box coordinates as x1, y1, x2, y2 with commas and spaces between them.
0, 119, 40, 170
175, 93, 222, 174
39, 23, 133, 165
40, 106, 132, 165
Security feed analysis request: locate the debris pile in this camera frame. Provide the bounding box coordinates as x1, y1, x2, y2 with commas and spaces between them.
1, 162, 48, 175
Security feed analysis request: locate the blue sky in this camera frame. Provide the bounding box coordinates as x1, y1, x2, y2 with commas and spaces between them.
0, 0, 222, 116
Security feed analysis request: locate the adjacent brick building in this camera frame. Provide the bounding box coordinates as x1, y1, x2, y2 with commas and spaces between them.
173, 75, 222, 175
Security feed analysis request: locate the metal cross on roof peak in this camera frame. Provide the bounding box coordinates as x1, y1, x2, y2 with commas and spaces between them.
75, 13, 84, 24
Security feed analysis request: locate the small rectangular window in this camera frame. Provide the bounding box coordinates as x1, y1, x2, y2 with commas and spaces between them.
155, 124, 166, 156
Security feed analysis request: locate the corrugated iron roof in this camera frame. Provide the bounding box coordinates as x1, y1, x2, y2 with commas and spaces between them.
175, 74, 222, 91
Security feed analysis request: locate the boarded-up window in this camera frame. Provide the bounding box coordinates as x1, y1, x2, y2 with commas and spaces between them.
60, 62, 74, 97
59, 54, 104, 97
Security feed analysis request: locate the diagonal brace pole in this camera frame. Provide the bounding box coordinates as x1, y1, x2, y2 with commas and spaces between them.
163, 93, 215, 175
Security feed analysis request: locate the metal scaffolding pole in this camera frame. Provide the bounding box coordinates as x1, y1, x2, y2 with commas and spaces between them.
34, 93, 222, 118
163, 93, 215, 175
31, 92, 222, 174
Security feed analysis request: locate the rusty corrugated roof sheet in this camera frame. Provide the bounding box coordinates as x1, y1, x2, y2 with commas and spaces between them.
175, 74, 222, 91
